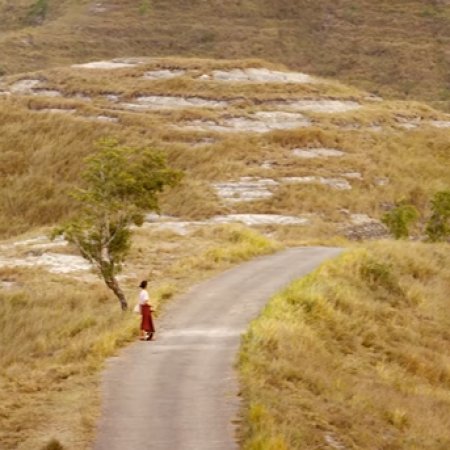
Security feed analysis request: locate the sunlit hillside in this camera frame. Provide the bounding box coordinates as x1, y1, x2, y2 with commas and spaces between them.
0, 57, 449, 241
240, 241, 450, 450
1, 2, 449, 449
0, 53, 448, 450
0, 0, 449, 111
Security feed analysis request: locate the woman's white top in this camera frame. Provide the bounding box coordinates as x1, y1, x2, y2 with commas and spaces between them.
139, 289, 149, 305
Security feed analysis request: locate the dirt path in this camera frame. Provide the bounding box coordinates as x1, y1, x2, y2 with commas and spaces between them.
93, 247, 341, 450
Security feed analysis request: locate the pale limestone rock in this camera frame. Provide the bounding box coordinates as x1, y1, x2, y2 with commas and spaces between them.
212, 68, 314, 84
122, 96, 228, 110
341, 172, 363, 180
32, 89, 62, 97
210, 214, 309, 226
94, 115, 119, 123
105, 94, 120, 102
35, 108, 76, 114
293, 148, 345, 158
430, 120, 450, 128
213, 177, 279, 202
72, 60, 137, 69
396, 117, 421, 129
276, 99, 361, 113
350, 214, 379, 225
9, 79, 41, 93
280, 176, 352, 190
374, 177, 389, 186
0, 235, 67, 251
0, 253, 91, 274
180, 111, 310, 133
143, 69, 186, 80
74, 93, 92, 101
0, 281, 17, 289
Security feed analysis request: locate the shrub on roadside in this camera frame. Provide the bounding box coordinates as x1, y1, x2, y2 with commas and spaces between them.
382, 204, 419, 239
426, 190, 450, 242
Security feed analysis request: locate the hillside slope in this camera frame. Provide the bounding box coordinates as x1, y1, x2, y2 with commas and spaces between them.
240, 241, 450, 449
0, 0, 449, 110
0, 57, 449, 240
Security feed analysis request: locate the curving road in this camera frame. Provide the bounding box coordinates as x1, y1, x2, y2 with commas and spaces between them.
94, 247, 341, 450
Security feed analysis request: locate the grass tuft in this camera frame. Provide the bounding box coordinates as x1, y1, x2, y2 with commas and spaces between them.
40, 439, 64, 450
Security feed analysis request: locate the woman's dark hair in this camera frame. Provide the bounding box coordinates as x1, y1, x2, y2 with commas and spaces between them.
139, 280, 148, 289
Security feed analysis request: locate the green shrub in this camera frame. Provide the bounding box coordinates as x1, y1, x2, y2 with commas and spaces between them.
139, 0, 151, 15
426, 190, 450, 242
360, 257, 399, 289
382, 204, 419, 239
27, 0, 48, 24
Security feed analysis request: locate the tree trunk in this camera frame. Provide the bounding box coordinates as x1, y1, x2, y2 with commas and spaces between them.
105, 276, 128, 311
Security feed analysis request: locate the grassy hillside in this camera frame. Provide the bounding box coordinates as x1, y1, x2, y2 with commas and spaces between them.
239, 241, 450, 449
0, 55, 448, 449
0, 57, 449, 240
0, 0, 449, 110
0, 225, 279, 449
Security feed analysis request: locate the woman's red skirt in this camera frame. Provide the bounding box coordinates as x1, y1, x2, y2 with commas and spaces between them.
140, 304, 155, 333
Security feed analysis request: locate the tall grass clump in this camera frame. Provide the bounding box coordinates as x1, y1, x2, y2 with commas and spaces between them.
172, 225, 281, 273
205, 226, 281, 264
239, 241, 450, 450
27, 0, 48, 25
0, 271, 137, 449
426, 190, 450, 242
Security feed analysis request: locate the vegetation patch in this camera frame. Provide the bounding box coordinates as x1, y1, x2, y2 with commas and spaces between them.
239, 241, 450, 449
0, 58, 448, 241
0, 224, 278, 449
0, 1, 449, 111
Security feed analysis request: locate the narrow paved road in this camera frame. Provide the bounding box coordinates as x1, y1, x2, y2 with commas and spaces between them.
94, 247, 341, 450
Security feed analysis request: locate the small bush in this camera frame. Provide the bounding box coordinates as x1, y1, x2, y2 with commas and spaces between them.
27, 0, 48, 25
360, 259, 400, 293
41, 439, 64, 450
382, 204, 419, 239
139, 0, 151, 15
426, 190, 450, 242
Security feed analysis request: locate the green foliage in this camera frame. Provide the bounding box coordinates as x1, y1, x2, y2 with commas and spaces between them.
382, 204, 419, 239
27, 0, 48, 24
54, 138, 182, 309
426, 190, 450, 242
360, 258, 401, 295
139, 0, 151, 15
75, 138, 181, 216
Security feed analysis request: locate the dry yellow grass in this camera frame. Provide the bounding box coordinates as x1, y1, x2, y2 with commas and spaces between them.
239, 241, 450, 449
0, 224, 279, 449
0, 1, 449, 111
0, 55, 449, 448
0, 57, 449, 240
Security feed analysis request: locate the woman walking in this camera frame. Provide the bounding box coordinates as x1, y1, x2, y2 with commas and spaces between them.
138, 280, 155, 341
